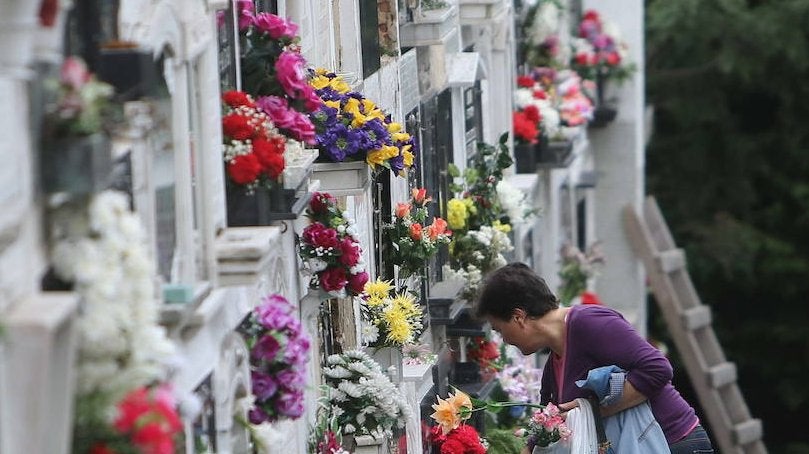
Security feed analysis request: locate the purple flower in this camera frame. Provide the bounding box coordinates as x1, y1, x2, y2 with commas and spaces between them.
283, 337, 309, 364
252, 371, 279, 401
276, 390, 304, 418
252, 334, 281, 361
256, 304, 293, 330
276, 368, 305, 391
248, 406, 269, 424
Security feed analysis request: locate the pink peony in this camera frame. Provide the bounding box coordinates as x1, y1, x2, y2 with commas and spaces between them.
338, 237, 361, 267
236, 0, 255, 30
302, 222, 339, 249
252, 13, 298, 40
309, 192, 337, 214
256, 96, 298, 130
275, 51, 310, 100
292, 111, 317, 144
319, 267, 348, 292
348, 271, 369, 295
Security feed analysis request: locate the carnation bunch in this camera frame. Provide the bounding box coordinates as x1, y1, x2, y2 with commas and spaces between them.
360, 278, 424, 348
44, 56, 115, 138
512, 75, 560, 144
240, 294, 311, 424
571, 9, 634, 83
221, 90, 288, 188
298, 192, 369, 296
430, 424, 488, 454
557, 242, 605, 306
233, 1, 319, 143
321, 350, 411, 437
383, 188, 452, 279
515, 403, 572, 448
75, 385, 182, 454
308, 69, 415, 175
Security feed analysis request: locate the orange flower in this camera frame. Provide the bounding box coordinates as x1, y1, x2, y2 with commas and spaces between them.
430, 390, 474, 435
395, 202, 411, 219
409, 223, 423, 241
427, 217, 448, 240
411, 188, 431, 205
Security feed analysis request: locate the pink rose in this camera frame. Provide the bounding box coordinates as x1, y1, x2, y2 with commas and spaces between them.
302, 222, 339, 249
275, 51, 310, 100
236, 0, 255, 30
256, 96, 297, 130
338, 238, 361, 267
60, 57, 90, 90
300, 84, 323, 112
252, 13, 298, 40
319, 267, 348, 292
292, 111, 316, 144
348, 271, 369, 295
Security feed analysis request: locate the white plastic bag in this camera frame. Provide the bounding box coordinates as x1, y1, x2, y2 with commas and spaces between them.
565, 398, 599, 454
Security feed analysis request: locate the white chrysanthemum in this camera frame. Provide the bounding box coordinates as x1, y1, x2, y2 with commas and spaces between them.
361, 322, 380, 344
513, 89, 536, 109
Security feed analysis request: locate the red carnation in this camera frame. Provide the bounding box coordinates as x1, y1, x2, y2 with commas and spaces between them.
222, 90, 255, 108
522, 105, 541, 124
227, 153, 263, 185
319, 267, 348, 292
516, 75, 535, 88
513, 112, 539, 143
222, 113, 255, 141
533, 89, 548, 100
253, 138, 286, 179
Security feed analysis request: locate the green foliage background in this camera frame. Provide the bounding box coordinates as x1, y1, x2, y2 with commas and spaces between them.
646, 0, 809, 451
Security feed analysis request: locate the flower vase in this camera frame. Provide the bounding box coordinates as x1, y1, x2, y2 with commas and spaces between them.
513, 142, 537, 174
591, 72, 617, 128
532, 440, 569, 454
225, 181, 309, 226
537, 136, 574, 168
354, 434, 386, 454
370, 346, 404, 384
40, 132, 112, 194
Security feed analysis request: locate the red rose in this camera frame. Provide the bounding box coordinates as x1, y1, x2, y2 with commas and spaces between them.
227, 153, 262, 185
583, 9, 600, 22
532, 89, 548, 100
516, 75, 535, 88
522, 105, 541, 124
222, 113, 255, 140
309, 192, 337, 214
302, 222, 339, 249
409, 223, 423, 241
338, 237, 361, 267
222, 90, 255, 108
348, 271, 369, 295
319, 267, 348, 292
575, 53, 591, 66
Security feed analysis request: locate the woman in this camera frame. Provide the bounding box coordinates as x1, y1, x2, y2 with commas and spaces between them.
476, 263, 714, 453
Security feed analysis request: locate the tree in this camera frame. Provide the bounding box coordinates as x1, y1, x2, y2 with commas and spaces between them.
646, 0, 809, 451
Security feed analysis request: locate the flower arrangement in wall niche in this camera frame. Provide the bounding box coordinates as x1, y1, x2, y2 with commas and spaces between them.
359, 278, 424, 348
571, 9, 635, 84
234, 1, 319, 143
321, 350, 411, 437
521, 0, 565, 68
557, 242, 605, 306
298, 192, 369, 297
239, 294, 311, 424
513, 74, 560, 146
308, 69, 415, 175
554, 69, 596, 127
221, 90, 288, 190
44, 56, 116, 138
76, 385, 183, 454
383, 188, 452, 280
467, 335, 502, 376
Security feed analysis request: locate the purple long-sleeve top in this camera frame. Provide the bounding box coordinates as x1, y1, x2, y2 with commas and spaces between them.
539, 305, 698, 444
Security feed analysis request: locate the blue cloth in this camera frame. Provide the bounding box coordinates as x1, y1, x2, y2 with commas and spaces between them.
577, 365, 671, 454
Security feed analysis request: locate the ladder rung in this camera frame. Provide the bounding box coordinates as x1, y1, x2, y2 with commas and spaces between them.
655, 248, 685, 273
707, 362, 737, 388
682, 306, 712, 330
733, 419, 763, 445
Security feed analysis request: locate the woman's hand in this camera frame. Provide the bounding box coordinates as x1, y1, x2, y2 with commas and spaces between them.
557, 400, 580, 419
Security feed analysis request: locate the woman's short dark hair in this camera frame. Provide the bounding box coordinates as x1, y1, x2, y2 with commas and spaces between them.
475, 262, 559, 320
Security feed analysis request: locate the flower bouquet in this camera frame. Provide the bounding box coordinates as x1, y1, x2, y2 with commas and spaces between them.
308, 69, 415, 175
467, 335, 501, 375
515, 403, 572, 453
513, 75, 561, 146
234, 2, 319, 143
359, 278, 424, 348
298, 192, 369, 297
571, 9, 634, 84
239, 294, 311, 424
321, 350, 411, 437
429, 424, 488, 454
73, 385, 183, 454
557, 242, 605, 306
383, 188, 452, 280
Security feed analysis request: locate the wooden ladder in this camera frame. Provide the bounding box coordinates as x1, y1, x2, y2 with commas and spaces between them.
624, 196, 767, 454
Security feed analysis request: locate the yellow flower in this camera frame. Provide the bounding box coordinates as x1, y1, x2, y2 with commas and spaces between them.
387, 122, 402, 133
383, 307, 412, 345
463, 197, 478, 215
366, 296, 385, 307
391, 293, 420, 318
314, 68, 330, 76
402, 148, 414, 167
324, 100, 341, 110
492, 220, 512, 233
447, 198, 469, 230
431, 396, 461, 435
392, 132, 411, 143
329, 78, 351, 94
364, 278, 394, 299
366, 145, 400, 168
311, 75, 331, 90
447, 389, 473, 416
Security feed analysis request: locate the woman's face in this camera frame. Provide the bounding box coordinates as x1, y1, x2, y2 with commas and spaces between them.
487, 312, 544, 355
